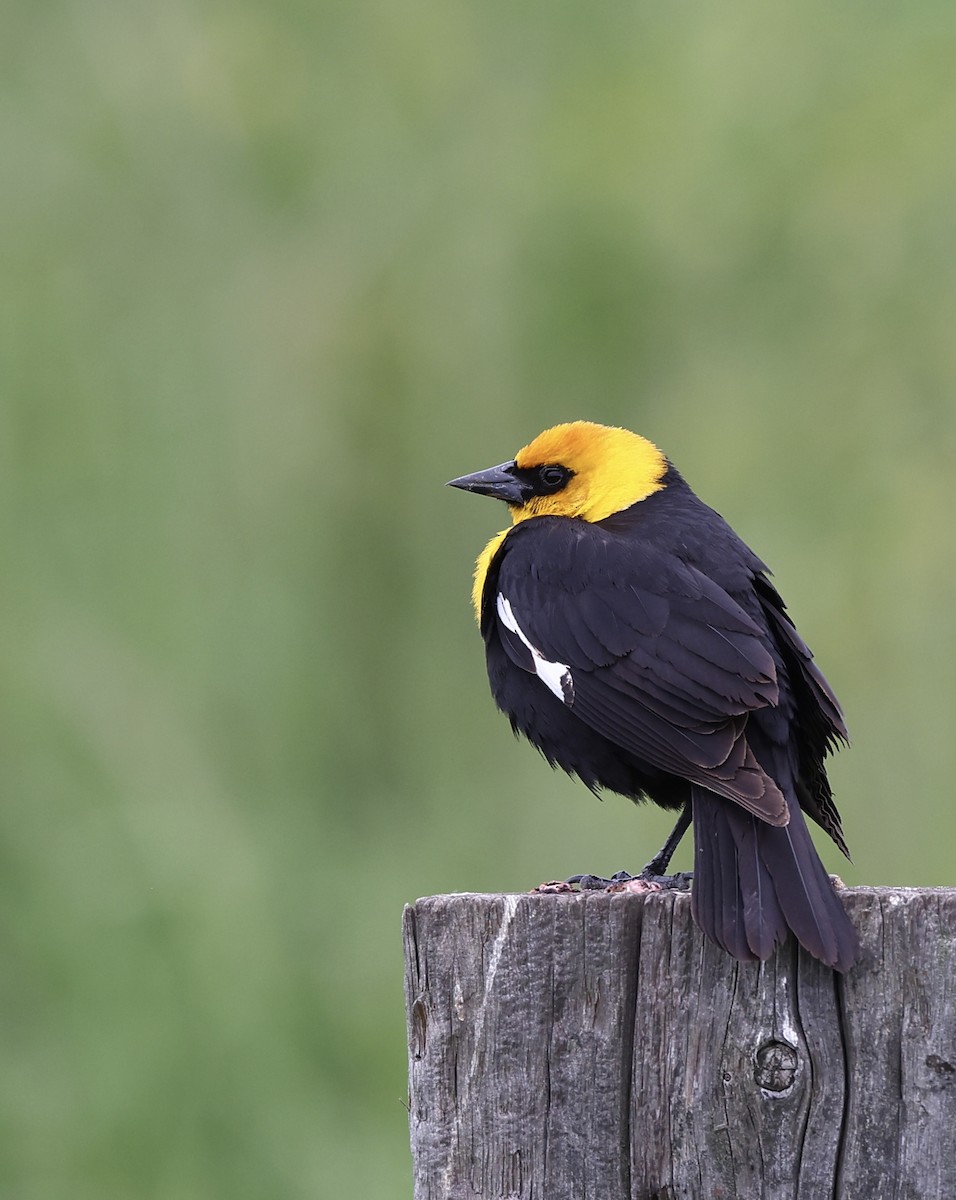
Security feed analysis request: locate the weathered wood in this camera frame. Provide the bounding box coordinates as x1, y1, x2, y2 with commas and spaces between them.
403, 888, 956, 1200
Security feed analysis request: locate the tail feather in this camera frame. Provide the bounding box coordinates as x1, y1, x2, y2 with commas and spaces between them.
692, 792, 756, 962
763, 821, 841, 966
691, 785, 859, 971
717, 836, 744, 959
732, 810, 788, 960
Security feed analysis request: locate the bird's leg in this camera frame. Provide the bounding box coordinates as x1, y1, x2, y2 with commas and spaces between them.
534, 805, 694, 895
639, 805, 692, 878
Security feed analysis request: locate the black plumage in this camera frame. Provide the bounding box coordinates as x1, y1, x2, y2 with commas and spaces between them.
450, 424, 858, 971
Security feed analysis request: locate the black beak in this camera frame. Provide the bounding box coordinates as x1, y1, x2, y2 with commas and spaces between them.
446, 461, 531, 505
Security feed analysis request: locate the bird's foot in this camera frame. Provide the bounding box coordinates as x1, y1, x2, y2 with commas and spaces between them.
639, 849, 676, 878
533, 868, 693, 895
608, 870, 694, 894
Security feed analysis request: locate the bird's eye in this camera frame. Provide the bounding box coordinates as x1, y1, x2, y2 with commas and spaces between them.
537, 465, 570, 492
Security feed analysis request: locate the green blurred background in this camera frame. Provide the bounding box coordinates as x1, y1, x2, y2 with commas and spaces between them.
2, 0, 955, 1195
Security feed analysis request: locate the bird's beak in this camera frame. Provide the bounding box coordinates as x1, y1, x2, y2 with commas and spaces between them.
446, 461, 531, 505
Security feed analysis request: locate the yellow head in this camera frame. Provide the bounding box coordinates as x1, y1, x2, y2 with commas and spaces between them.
448, 421, 668, 617
510, 421, 667, 523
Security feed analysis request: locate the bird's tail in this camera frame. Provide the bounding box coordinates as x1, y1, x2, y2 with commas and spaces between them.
690, 785, 859, 971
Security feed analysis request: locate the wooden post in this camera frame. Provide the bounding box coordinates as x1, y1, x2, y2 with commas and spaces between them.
403, 887, 956, 1199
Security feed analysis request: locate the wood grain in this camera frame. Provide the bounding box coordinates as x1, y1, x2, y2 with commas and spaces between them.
404, 888, 956, 1199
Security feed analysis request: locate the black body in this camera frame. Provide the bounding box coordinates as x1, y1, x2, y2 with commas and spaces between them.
480, 465, 858, 970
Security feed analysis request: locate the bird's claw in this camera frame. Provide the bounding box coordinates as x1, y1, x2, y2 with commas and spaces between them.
533, 868, 694, 895
604, 869, 694, 893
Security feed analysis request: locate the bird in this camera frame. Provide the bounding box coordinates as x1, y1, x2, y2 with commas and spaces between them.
448, 420, 859, 971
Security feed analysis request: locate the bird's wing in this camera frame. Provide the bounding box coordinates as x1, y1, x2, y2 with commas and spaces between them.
487, 518, 790, 825
752, 573, 850, 852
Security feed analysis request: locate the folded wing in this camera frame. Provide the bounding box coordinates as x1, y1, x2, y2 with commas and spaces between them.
488, 518, 790, 825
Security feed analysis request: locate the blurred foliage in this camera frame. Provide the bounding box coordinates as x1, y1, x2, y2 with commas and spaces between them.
1, 0, 955, 1195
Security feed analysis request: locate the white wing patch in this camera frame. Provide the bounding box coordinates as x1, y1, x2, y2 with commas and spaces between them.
496, 594, 574, 705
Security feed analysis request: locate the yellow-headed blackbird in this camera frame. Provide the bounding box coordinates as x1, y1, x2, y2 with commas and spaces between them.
449, 421, 858, 971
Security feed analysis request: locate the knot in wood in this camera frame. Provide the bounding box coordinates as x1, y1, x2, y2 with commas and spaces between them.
926, 1054, 955, 1079
753, 1039, 798, 1092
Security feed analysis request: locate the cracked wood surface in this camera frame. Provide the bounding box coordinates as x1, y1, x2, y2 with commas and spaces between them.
403, 888, 956, 1200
